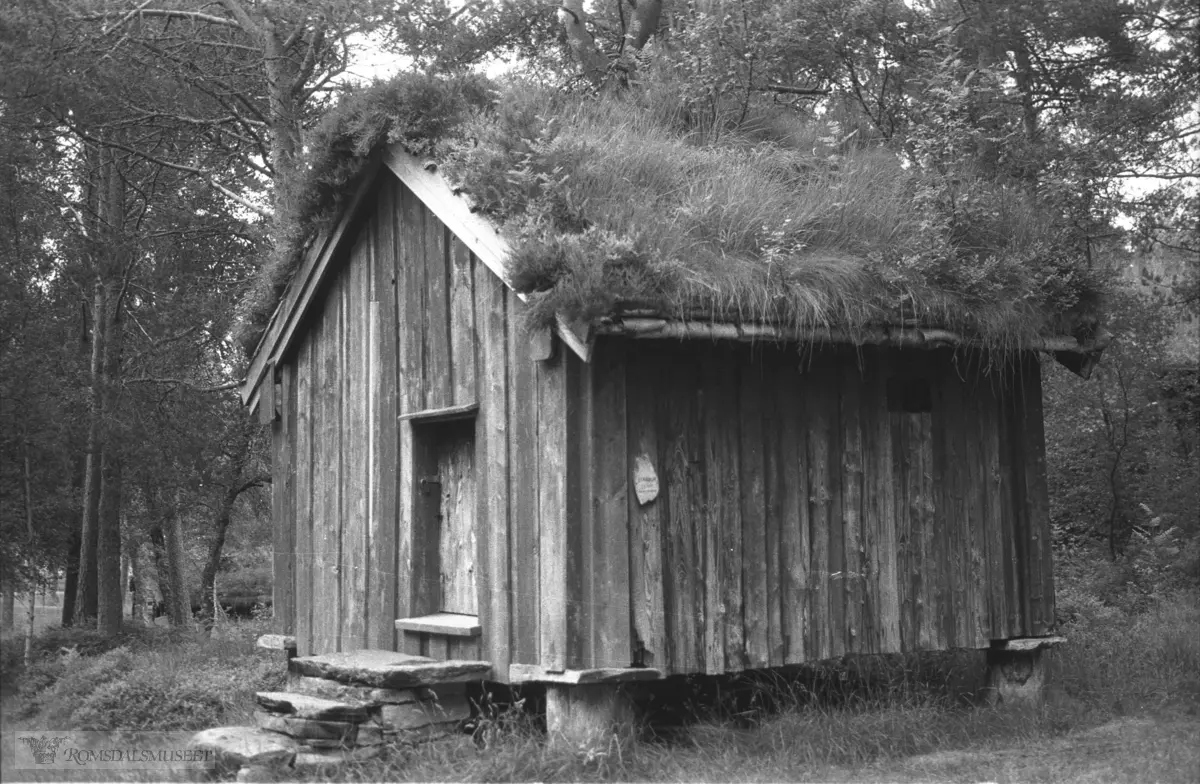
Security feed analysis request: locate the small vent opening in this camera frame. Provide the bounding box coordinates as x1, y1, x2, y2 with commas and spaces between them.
887, 378, 932, 413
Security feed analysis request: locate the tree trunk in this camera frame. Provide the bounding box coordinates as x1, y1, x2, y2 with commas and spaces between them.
559, 0, 610, 86
197, 484, 241, 636
164, 494, 192, 627
75, 280, 105, 626
128, 536, 147, 623
23, 445, 37, 665
149, 522, 172, 617
61, 529, 79, 626
96, 282, 125, 637
1, 584, 13, 629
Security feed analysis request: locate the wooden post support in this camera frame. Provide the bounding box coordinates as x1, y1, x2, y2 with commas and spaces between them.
985, 636, 1065, 704
544, 683, 637, 750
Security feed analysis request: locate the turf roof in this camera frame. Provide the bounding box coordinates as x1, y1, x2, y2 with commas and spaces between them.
236, 73, 1108, 357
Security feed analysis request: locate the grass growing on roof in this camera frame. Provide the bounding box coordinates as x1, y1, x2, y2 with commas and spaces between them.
444, 79, 1106, 345
236, 74, 1107, 355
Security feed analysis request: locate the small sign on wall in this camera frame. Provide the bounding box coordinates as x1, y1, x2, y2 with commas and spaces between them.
634, 454, 659, 505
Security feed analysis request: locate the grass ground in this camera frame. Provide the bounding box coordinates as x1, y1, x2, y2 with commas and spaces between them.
2, 592, 1197, 783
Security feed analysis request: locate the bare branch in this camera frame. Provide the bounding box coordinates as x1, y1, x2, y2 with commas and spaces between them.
754, 84, 831, 96
82, 8, 242, 32
126, 377, 242, 393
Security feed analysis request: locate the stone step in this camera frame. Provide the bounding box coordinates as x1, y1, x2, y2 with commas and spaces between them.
292, 745, 382, 773
286, 673, 444, 705
188, 726, 298, 775
254, 712, 358, 743
255, 691, 371, 722
288, 649, 491, 689
377, 691, 472, 730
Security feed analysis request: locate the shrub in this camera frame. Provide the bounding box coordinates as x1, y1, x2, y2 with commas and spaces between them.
1050, 591, 1200, 717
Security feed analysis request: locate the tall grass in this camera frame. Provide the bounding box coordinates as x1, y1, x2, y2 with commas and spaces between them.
5, 593, 1194, 782
1, 618, 280, 732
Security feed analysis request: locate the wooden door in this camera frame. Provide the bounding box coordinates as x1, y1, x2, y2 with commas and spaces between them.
436, 421, 477, 614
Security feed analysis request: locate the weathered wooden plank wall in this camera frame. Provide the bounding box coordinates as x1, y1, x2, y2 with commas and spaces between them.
279, 173, 557, 673
613, 340, 1055, 675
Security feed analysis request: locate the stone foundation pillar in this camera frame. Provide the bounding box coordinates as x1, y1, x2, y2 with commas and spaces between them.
545, 683, 637, 749
985, 636, 1065, 705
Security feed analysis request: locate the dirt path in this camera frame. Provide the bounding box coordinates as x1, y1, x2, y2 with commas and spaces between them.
843, 715, 1200, 784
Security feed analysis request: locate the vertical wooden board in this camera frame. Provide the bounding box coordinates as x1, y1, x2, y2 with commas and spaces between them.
448, 636, 482, 661
591, 340, 632, 669
438, 427, 477, 614
309, 297, 327, 653
341, 240, 369, 651
426, 634, 450, 662
962, 366, 991, 647
538, 351, 569, 671
295, 334, 315, 656
449, 237, 477, 406
507, 292, 539, 665
929, 363, 955, 651
739, 354, 769, 669
701, 345, 740, 672
661, 348, 701, 674
814, 357, 845, 660
997, 372, 1024, 636
760, 353, 785, 666
839, 358, 865, 655
945, 362, 975, 648
627, 345, 666, 670
475, 263, 510, 676
394, 180, 417, 635
271, 364, 296, 634
891, 410, 914, 651
1018, 355, 1054, 635
913, 412, 938, 650
777, 356, 810, 665
805, 359, 833, 661
569, 354, 593, 670
396, 419, 415, 637
863, 351, 899, 654
369, 181, 400, 650
424, 211, 453, 409
398, 184, 426, 415
979, 369, 1008, 640
313, 279, 342, 654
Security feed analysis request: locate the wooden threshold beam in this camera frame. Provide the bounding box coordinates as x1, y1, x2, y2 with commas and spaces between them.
398, 402, 479, 423
396, 613, 481, 638
509, 664, 664, 685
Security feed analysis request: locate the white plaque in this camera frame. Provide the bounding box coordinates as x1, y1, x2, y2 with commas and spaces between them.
634, 454, 659, 505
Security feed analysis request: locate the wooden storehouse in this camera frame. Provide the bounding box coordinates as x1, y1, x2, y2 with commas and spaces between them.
242, 144, 1097, 713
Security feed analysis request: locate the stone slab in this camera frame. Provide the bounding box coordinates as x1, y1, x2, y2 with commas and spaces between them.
256, 634, 298, 652
996, 635, 1067, 652
188, 726, 297, 773
289, 650, 491, 689
292, 745, 382, 772
255, 691, 370, 722
254, 711, 357, 742
376, 693, 472, 730
295, 738, 354, 750
235, 764, 279, 783
286, 673, 440, 704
